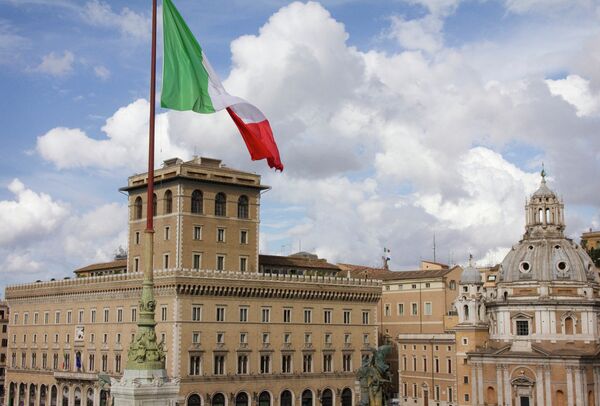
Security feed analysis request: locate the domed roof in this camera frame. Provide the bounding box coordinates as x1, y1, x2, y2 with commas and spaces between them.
499, 238, 597, 283
532, 169, 556, 198
461, 264, 482, 284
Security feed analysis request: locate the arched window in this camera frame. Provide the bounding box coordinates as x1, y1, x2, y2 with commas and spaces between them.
341, 388, 352, 406
134, 197, 143, 220
281, 391, 293, 406
215, 193, 226, 217
237, 195, 249, 219
51, 385, 58, 406
40, 385, 48, 406
99, 390, 108, 406
164, 190, 173, 214
212, 393, 225, 406
321, 389, 333, 406
29, 384, 36, 406
9, 383, 15, 406
302, 390, 313, 406
152, 193, 157, 217
86, 388, 94, 406
564, 317, 574, 335
538, 208, 543, 223
187, 394, 202, 406
556, 390, 566, 406
235, 392, 248, 406
546, 208, 550, 223
486, 387, 495, 405
62, 386, 69, 406
258, 392, 271, 406
463, 305, 469, 320
191, 190, 203, 214
74, 387, 81, 406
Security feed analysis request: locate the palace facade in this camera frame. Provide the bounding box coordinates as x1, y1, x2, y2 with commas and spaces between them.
3, 157, 381, 406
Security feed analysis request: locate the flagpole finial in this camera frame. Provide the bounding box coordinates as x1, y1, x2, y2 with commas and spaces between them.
541, 162, 546, 182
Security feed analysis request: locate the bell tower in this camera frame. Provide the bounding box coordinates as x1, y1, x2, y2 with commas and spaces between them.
456, 256, 487, 325
524, 167, 565, 239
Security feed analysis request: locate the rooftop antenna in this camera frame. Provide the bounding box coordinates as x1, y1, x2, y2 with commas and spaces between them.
433, 232, 437, 263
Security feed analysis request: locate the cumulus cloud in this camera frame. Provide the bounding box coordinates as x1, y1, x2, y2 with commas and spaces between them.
30, 1, 600, 271
37, 99, 188, 170
0, 179, 69, 246
546, 74, 600, 117
32, 50, 75, 76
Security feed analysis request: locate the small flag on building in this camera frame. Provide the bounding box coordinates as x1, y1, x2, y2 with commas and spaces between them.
161, 0, 283, 171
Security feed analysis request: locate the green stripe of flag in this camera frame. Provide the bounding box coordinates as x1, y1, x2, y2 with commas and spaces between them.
161, 0, 215, 113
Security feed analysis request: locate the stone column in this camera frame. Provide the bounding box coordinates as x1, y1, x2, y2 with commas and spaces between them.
575, 367, 584, 406
496, 365, 504, 406
584, 367, 589, 406
536, 366, 544, 406
477, 364, 484, 405
594, 367, 600, 406
567, 367, 574, 406
503, 367, 511, 406
544, 365, 552, 406
472, 366, 478, 406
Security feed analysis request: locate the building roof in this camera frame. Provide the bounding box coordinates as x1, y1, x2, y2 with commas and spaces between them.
74, 259, 127, 275
337, 263, 458, 281
259, 254, 340, 271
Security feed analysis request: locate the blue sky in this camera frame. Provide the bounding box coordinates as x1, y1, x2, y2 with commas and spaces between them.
1, 0, 600, 293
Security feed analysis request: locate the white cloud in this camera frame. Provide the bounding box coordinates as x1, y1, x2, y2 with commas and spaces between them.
503, 0, 595, 15
0, 19, 28, 65
32, 50, 75, 76
82, 0, 149, 41
0, 179, 69, 246
94, 65, 110, 80
388, 14, 444, 53
546, 74, 600, 117
37, 99, 188, 170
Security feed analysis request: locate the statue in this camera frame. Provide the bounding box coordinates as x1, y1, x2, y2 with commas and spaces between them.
357, 345, 392, 406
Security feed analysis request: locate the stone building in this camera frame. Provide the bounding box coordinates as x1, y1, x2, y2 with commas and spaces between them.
0, 301, 8, 405
3, 157, 381, 406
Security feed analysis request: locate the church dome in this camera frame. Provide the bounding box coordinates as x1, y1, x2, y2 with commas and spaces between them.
498, 169, 598, 283
499, 238, 596, 283
461, 263, 482, 284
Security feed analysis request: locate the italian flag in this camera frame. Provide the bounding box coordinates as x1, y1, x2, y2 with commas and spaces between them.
161, 0, 283, 171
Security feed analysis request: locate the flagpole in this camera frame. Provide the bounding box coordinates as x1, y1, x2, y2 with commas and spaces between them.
126, 0, 165, 372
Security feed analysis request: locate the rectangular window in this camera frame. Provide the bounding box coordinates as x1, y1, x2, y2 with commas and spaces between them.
323, 354, 332, 372
216, 332, 224, 344
53, 354, 58, 370
117, 308, 123, 323
363, 333, 369, 345
216, 306, 225, 322
192, 305, 202, 321
384, 304, 391, 316
435, 386, 440, 401
261, 308, 271, 323
435, 358, 440, 373
34, 312, 39, 325
463, 376, 469, 384
55, 311, 60, 324
304, 333, 312, 344
413, 357, 417, 371
411, 303, 418, 316
239, 307, 248, 322
42, 353, 48, 369
447, 358, 452, 374
362, 311, 369, 325
283, 308, 292, 323
423, 357, 427, 372
115, 355, 121, 373
192, 253, 202, 269
78, 310, 83, 323
190, 355, 201, 375
344, 333, 351, 344
213, 355, 225, 375
116, 333, 121, 344
413, 384, 417, 397
343, 354, 352, 372
516, 320, 530, 336
398, 303, 404, 315
14, 314, 18, 325
303, 354, 312, 373
282, 354, 292, 373
343, 310, 351, 324
465, 394, 470, 402
193, 226, 202, 240
284, 333, 291, 343
24, 313, 29, 324
216, 255, 225, 271
403, 357, 407, 371
240, 230, 248, 244
44, 312, 49, 324
239, 256, 247, 272
161, 306, 168, 321
240, 333, 247, 344
163, 253, 170, 269
192, 332, 200, 344
102, 355, 108, 372
217, 228, 225, 242
131, 308, 137, 322
134, 257, 139, 272
164, 226, 170, 240
304, 309, 312, 323
262, 333, 270, 344
324, 309, 332, 324
135, 231, 140, 245
103, 309, 109, 323
448, 387, 453, 402
237, 355, 248, 374
260, 355, 271, 374
424, 302, 432, 316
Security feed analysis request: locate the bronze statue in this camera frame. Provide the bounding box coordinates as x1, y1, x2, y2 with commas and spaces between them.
357, 345, 392, 406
